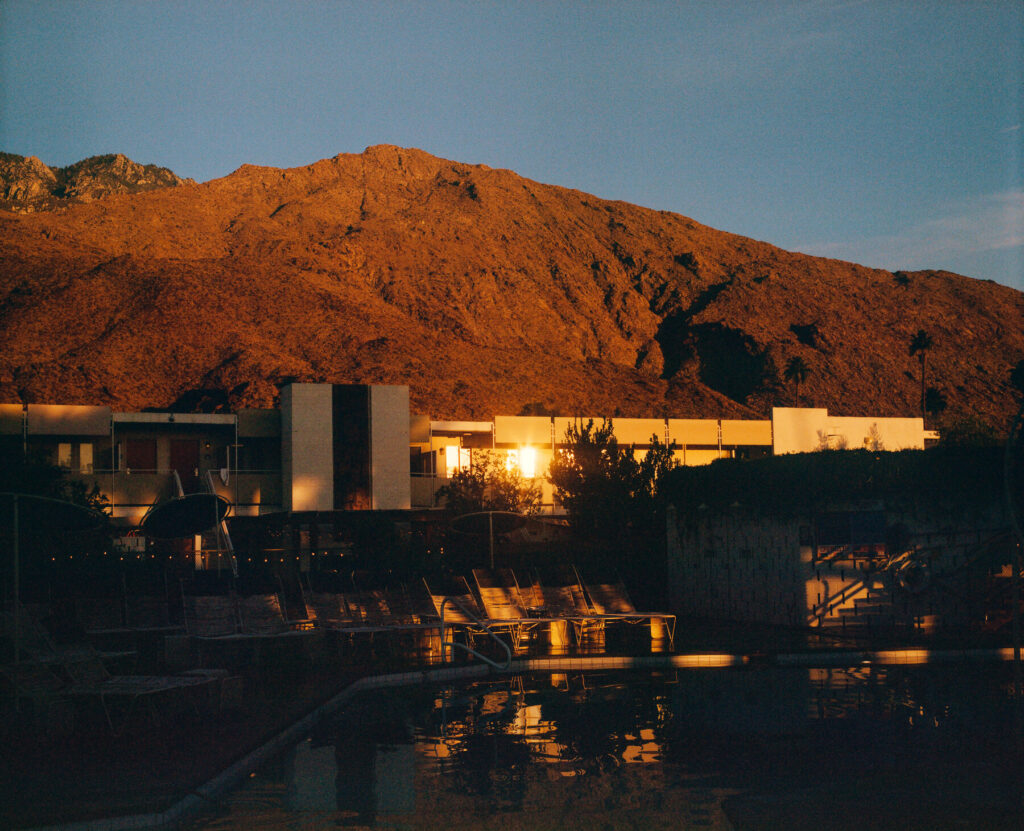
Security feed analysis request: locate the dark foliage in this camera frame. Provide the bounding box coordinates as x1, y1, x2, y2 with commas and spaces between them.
663, 446, 1005, 519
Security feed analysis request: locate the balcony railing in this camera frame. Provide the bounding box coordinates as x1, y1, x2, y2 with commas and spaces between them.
68, 469, 283, 521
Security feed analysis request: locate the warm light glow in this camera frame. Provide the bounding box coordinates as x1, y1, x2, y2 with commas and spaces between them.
873, 649, 932, 665
444, 445, 470, 477
519, 446, 537, 478
505, 446, 538, 478
670, 653, 744, 668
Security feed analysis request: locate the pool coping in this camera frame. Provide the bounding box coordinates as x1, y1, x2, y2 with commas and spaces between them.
29, 646, 1024, 831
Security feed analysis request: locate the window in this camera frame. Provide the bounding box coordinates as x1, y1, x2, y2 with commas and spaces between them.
443, 445, 470, 477
125, 439, 157, 471
56, 442, 95, 472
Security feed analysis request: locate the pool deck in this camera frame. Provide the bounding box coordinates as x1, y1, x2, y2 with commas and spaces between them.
3, 620, 1021, 830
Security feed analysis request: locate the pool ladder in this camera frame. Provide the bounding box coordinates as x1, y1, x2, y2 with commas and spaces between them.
439, 596, 512, 670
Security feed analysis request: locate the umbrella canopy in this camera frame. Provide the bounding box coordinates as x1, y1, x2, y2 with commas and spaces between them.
140, 492, 230, 539
2, 492, 109, 677
0, 491, 107, 533
449, 510, 527, 569
450, 510, 527, 536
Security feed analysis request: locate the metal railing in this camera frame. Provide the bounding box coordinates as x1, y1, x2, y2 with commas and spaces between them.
438, 595, 511, 670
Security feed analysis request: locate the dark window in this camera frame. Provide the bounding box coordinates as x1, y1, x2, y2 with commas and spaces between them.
125, 439, 157, 471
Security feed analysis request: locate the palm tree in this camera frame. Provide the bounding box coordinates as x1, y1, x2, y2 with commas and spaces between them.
783, 356, 810, 406
1011, 358, 1024, 399
924, 386, 947, 422
909, 329, 933, 417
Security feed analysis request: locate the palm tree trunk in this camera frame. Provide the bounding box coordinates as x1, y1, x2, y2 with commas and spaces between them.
919, 355, 926, 418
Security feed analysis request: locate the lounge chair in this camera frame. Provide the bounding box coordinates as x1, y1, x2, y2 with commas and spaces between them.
576, 568, 676, 649
301, 584, 440, 664
303, 591, 359, 629
4, 648, 219, 735
423, 575, 495, 647
424, 576, 487, 627
61, 649, 222, 732
2, 603, 135, 668
472, 568, 565, 651
344, 591, 392, 627
181, 591, 321, 668
237, 593, 311, 633
75, 596, 126, 633
125, 595, 179, 631
472, 568, 527, 622
527, 567, 605, 643
182, 594, 239, 637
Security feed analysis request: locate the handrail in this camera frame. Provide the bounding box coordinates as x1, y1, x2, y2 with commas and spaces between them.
808, 576, 871, 626
205, 470, 238, 577
439, 595, 512, 670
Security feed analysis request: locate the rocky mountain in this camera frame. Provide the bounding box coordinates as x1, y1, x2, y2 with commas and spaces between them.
0, 145, 1021, 430
0, 152, 188, 213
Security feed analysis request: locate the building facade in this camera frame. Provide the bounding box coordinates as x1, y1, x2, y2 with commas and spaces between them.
2, 384, 935, 543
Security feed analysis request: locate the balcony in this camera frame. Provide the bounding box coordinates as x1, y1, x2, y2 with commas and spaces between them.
68, 469, 283, 524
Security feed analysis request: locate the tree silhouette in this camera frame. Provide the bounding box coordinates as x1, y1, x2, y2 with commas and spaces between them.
909, 329, 933, 417
435, 451, 541, 516
924, 386, 947, 421
783, 356, 810, 406
1011, 358, 1024, 399
548, 419, 677, 541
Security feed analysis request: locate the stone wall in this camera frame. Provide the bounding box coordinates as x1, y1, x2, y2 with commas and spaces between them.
667, 498, 1012, 630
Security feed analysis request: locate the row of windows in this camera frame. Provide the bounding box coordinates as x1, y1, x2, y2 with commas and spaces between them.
46, 438, 280, 473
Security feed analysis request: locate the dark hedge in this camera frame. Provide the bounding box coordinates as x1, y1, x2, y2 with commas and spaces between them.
663, 447, 1006, 518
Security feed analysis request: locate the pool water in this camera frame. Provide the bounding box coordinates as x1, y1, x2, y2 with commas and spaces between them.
183, 664, 1024, 830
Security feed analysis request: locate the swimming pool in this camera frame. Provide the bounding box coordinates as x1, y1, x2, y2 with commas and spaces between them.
181, 662, 1024, 830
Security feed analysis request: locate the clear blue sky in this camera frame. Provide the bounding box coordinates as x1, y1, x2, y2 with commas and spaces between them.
2, 0, 1021, 290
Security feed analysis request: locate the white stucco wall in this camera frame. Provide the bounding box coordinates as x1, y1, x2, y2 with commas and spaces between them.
772, 408, 925, 454
282, 384, 334, 512
369, 385, 411, 510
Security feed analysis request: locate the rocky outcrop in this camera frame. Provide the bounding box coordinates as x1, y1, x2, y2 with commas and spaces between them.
0, 154, 58, 210
0, 145, 1021, 431
0, 152, 188, 212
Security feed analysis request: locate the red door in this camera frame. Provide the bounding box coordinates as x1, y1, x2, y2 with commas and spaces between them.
170, 439, 200, 493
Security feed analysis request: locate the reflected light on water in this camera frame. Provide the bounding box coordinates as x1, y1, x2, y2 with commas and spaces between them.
181, 665, 1024, 831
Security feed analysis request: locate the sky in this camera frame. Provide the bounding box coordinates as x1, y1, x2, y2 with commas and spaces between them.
2, 0, 1022, 290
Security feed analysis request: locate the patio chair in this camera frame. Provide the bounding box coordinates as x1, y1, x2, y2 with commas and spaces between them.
575, 568, 677, 649
182, 591, 322, 668
182, 594, 239, 637
2, 603, 135, 667
303, 591, 359, 629
75, 596, 126, 634
237, 593, 311, 634
472, 568, 563, 651
528, 567, 604, 642
344, 591, 392, 627
125, 595, 178, 631
423, 575, 492, 647
59, 649, 220, 734
472, 568, 528, 622
423, 576, 486, 626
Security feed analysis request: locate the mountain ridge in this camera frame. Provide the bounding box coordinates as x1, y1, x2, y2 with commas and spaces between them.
1, 145, 1021, 430
0, 152, 189, 213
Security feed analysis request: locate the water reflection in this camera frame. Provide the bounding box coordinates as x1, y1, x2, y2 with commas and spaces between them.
186, 664, 1024, 830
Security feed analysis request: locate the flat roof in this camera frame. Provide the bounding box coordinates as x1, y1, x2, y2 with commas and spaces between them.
113, 412, 236, 425
429, 420, 493, 434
